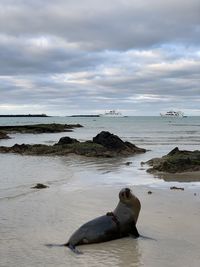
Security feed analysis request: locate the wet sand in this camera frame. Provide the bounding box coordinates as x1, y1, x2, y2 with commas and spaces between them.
1, 184, 200, 267
154, 171, 200, 182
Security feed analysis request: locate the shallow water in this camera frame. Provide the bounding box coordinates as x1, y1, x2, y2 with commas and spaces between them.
0, 116, 200, 266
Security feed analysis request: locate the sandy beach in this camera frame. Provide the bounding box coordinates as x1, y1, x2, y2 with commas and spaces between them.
1, 182, 200, 267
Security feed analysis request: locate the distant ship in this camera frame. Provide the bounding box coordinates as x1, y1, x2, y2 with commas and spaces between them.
160, 110, 186, 118
100, 110, 125, 117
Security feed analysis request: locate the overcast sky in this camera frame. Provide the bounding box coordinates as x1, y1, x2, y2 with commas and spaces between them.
0, 0, 199, 116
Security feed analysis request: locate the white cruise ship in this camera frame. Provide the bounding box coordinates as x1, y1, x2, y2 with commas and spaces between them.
100, 110, 125, 117
160, 110, 186, 118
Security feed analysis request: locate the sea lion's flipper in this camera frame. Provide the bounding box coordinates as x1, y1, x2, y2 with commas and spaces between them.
139, 234, 157, 241
129, 223, 140, 238
45, 243, 66, 248
45, 243, 83, 254
65, 243, 83, 255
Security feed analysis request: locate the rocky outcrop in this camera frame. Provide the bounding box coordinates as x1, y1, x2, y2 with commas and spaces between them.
0, 131, 10, 139
93, 131, 127, 150
0, 131, 146, 158
93, 131, 145, 154
0, 123, 83, 134
145, 147, 200, 173
56, 136, 79, 145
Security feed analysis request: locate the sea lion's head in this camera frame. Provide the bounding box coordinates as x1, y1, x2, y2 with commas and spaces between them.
119, 187, 135, 202
118, 187, 141, 223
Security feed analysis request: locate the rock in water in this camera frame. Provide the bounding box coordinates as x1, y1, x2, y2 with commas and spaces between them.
93, 131, 126, 150
145, 147, 200, 173
0, 123, 83, 134
93, 131, 146, 154
0, 131, 10, 139
56, 136, 79, 145
170, 186, 184, 191
0, 131, 146, 157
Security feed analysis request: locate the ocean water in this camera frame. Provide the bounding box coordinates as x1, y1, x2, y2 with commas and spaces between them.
0, 116, 199, 187
0, 116, 200, 199
0, 116, 200, 267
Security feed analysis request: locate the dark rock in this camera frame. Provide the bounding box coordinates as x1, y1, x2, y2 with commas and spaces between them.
55, 136, 79, 145
66, 124, 83, 128
31, 183, 49, 189
125, 161, 132, 166
93, 131, 146, 154
148, 191, 152, 194
0, 131, 10, 139
170, 186, 184, 191
93, 131, 125, 150
12, 143, 30, 153
167, 147, 179, 156
0, 123, 83, 134
145, 147, 200, 173
0, 131, 146, 158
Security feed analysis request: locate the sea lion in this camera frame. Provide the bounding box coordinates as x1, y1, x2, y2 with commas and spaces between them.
65, 187, 141, 253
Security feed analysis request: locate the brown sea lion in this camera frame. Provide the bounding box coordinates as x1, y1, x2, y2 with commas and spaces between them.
65, 187, 141, 253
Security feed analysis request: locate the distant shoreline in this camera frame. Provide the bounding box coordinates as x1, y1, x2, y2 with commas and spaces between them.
0, 114, 49, 117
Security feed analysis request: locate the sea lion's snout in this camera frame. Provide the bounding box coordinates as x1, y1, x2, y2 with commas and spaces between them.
119, 187, 132, 200
125, 188, 131, 198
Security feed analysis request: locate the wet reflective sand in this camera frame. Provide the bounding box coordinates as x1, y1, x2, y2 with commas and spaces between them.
1, 183, 200, 267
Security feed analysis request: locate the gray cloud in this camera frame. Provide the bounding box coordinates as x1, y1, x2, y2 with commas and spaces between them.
0, 0, 199, 49
0, 0, 199, 115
